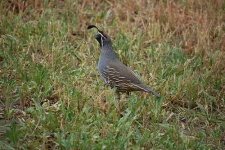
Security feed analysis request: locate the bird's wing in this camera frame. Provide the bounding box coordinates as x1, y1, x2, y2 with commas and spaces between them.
106, 60, 142, 84
100, 60, 160, 95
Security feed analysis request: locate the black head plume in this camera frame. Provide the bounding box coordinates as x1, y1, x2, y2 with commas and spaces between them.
87, 25, 110, 47
87, 25, 101, 31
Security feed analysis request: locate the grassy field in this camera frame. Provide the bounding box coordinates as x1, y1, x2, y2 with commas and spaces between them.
0, 0, 225, 149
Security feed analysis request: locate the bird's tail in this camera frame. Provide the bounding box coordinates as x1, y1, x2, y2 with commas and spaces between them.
135, 84, 160, 97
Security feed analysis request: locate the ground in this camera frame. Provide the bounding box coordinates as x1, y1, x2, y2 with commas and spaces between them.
0, 0, 225, 149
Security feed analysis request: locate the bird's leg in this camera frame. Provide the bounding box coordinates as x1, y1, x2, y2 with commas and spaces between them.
115, 90, 120, 100
115, 91, 122, 113
125, 91, 130, 98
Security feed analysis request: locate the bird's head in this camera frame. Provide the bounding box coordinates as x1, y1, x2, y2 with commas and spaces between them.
87, 25, 111, 47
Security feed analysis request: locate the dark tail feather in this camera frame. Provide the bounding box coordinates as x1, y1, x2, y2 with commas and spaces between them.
135, 84, 160, 97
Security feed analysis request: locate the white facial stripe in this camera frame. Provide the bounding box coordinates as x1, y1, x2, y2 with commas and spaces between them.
101, 36, 104, 47
98, 32, 106, 39
97, 31, 107, 47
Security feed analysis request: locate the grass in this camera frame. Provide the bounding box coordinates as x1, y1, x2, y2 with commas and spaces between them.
0, 0, 224, 149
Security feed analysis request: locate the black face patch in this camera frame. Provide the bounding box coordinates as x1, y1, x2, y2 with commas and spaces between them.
95, 31, 107, 47
95, 34, 102, 47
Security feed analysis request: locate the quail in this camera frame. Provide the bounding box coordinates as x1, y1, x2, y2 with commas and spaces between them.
88, 25, 160, 99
